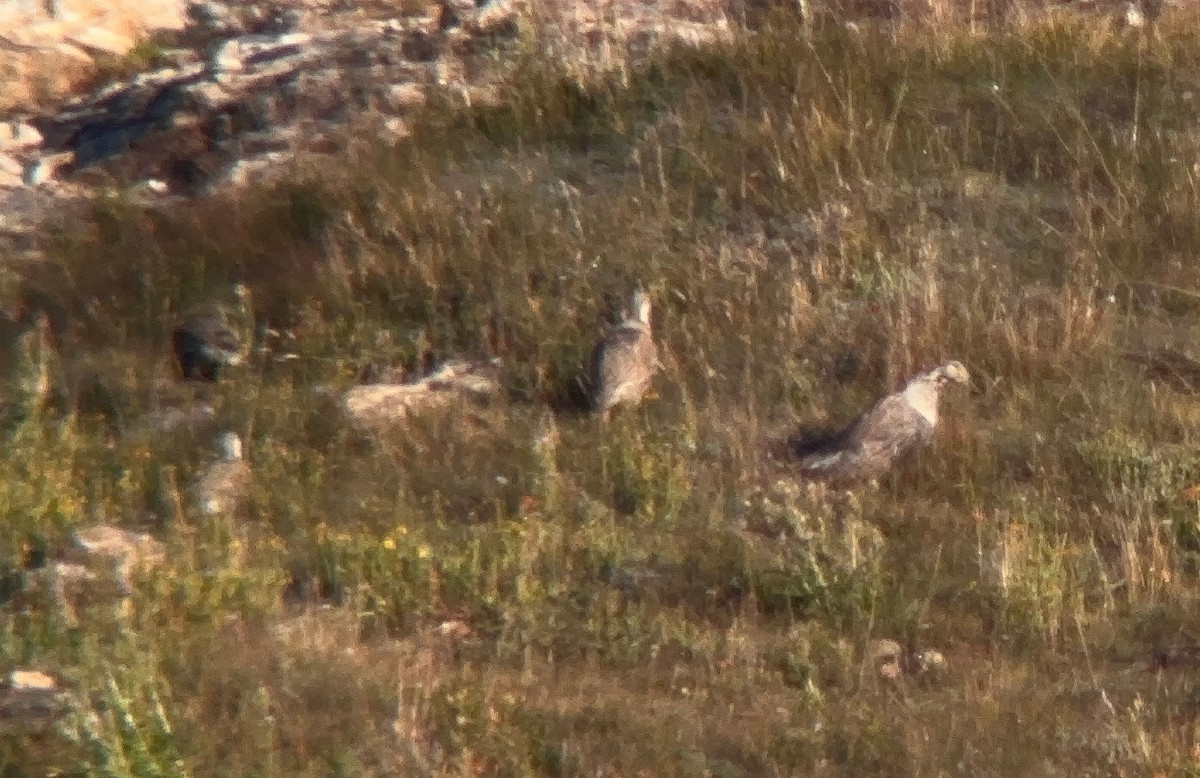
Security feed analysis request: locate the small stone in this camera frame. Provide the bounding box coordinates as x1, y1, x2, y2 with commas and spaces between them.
0, 669, 71, 734
22, 158, 49, 187
186, 0, 239, 34
474, 0, 519, 35
8, 671, 55, 692
26, 561, 97, 594
878, 660, 902, 680
67, 525, 165, 590
385, 82, 426, 110
383, 117, 411, 140
67, 27, 136, 57
72, 525, 163, 565
0, 121, 42, 152
342, 357, 502, 430
205, 39, 245, 79
265, 8, 301, 34
0, 154, 21, 187
436, 620, 473, 640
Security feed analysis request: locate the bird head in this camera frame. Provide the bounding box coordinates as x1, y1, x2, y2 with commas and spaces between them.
630, 288, 652, 326
216, 432, 243, 461
934, 360, 970, 387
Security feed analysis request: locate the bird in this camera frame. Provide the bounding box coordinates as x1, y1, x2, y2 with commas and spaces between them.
790, 361, 970, 485
190, 431, 250, 517
589, 288, 660, 422
6, 309, 55, 410
172, 285, 250, 382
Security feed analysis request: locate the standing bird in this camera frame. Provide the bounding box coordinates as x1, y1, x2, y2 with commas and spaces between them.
172, 285, 251, 382
589, 288, 660, 422
190, 431, 250, 517
792, 361, 970, 485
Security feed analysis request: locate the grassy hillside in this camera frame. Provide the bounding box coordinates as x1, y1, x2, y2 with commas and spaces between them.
7, 5, 1200, 775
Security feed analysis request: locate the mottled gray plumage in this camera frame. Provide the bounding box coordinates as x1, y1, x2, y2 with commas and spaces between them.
590, 289, 659, 421
172, 288, 249, 382
794, 361, 969, 485
190, 432, 250, 517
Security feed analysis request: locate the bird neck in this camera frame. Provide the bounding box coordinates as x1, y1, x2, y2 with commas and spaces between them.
902, 380, 940, 426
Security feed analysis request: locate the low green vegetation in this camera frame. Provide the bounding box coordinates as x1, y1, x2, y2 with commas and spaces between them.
6, 5, 1200, 775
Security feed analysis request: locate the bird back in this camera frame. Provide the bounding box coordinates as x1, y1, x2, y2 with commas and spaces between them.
591, 322, 657, 413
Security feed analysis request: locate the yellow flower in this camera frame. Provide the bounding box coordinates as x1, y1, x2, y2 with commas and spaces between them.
381, 537, 397, 551
417, 544, 431, 560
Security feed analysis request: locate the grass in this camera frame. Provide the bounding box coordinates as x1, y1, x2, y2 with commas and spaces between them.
6, 2, 1200, 774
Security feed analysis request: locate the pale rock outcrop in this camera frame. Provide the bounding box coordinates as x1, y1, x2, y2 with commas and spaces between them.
0, 670, 72, 734
0, 0, 744, 263
24, 524, 165, 622
66, 524, 166, 588
342, 357, 503, 430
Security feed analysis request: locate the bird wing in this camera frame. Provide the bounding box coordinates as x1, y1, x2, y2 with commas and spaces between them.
799, 393, 933, 482
180, 313, 242, 363
191, 461, 249, 515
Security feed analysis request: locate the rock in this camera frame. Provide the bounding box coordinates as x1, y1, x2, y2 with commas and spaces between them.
436, 0, 521, 36
436, 619, 473, 640
71, 525, 164, 565
342, 357, 503, 429
0, 670, 71, 735
0, 120, 42, 152
383, 82, 427, 112
0, 153, 22, 187
21, 151, 73, 186
185, 0, 241, 36
66, 524, 165, 591
3, 0, 739, 258
0, 0, 188, 114
66, 27, 135, 57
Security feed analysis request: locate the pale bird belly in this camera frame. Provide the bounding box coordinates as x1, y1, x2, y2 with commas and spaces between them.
902, 385, 939, 426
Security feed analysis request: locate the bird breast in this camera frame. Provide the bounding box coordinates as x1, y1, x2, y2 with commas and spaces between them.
901, 382, 939, 427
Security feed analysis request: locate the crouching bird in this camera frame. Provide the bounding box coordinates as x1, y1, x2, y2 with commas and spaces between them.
792, 361, 970, 485
172, 285, 250, 382
589, 288, 660, 422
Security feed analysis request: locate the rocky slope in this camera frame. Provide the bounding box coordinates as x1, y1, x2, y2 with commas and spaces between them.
0, 0, 736, 264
